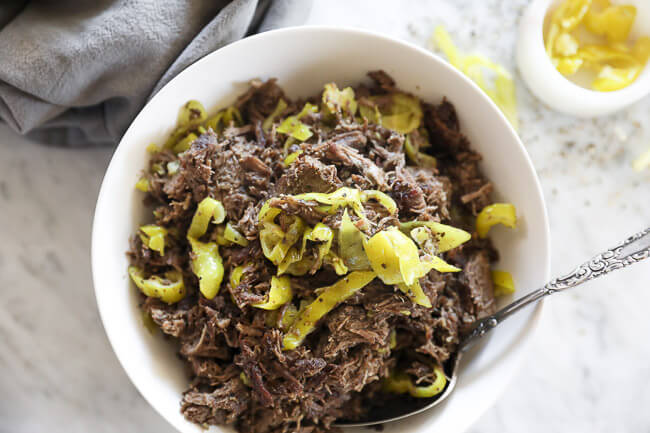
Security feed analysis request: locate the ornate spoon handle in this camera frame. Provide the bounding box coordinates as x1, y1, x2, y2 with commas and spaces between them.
460, 227, 650, 351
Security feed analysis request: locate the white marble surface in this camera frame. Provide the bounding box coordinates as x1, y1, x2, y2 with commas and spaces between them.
1, 1, 649, 432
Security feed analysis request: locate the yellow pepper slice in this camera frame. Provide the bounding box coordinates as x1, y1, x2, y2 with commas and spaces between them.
432, 25, 463, 68
554, 0, 592, 36
555, 56, 585, 75
279, 303, 299, 330
128, 266, 185, 304
476, 203, 517, 238
177, 100, 207, 128
383, 365, 447, 398
420, 256, 461, 274
252, 276, 293, 310
259, 222, 284, 261
360, 190, 398, 215
554, 33, 580, 56
592, 64, 642, 91
151, 163, 165, 176
265, 217, 305, 266
173, 132, 198, 154
139, 224, 168, 256
492, 270, 516, 297
578, 45, 638, 68
358, 103, 382, 125
146, 143, 160, 154
431, 26, 518, 130
263, 98, 288, 132
163, 100, 209, 149
188, 237, 224, 299
229, 264, 245, 288
284, 150, 303, 166
224, 222, 249, 246
213, 224, 232, 246
365, 227, 459, 290
324, 251, 349, 275
258, 200, 282, 223
380, 93, 423, 134
204, 106, 243, 132
364, 227, 420, 285
294, 187, 364, 219
276, 222, 333, 275
401, 220, 471, 253
294, 187, 396, 222
223, 106, 243, 127
187, 197, 226, 239
389, 329, 397, 349
305, 223, 334, 265
277, 103, 318, 141
135, 177, 149, 192
277, 246, 304, 276
632, 37, 650, 63
322, 83, 358, 117
546, 0, 591, 61
362, 93, 423, 134
282, 271, 376, 350
405, 133, 437, 168
585, 4, 636, 43
338, 209, 371, 271
397, 280, 432, 308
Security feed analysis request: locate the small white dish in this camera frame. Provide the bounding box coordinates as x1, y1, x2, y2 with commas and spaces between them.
518, 0, 650, 117
92, 26, 550, 433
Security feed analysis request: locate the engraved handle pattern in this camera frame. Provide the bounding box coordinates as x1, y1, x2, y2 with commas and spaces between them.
460, 227, 650, 352
543, 227, 650, 293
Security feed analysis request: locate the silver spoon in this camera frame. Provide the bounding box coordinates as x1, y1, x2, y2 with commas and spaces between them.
338, 227, 650, 427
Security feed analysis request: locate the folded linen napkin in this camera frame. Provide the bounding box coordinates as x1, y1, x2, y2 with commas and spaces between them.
0, 0, 312, 146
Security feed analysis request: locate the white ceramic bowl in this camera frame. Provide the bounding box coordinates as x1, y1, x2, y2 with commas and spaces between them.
92, 26, 550, 433
518, 0, 650, 117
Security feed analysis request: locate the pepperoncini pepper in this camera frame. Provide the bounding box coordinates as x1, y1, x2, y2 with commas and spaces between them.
164, 100, 208, 150
358, 93, 423, 134
364, 227, 422, 286
492, 270, 516, 297
263, 99, 288, 132
224, 222, 249, 246
284, 150, 303, 166
139, 224, 168, 255
405, 132, 437, 168
128, 266, 185, 304
252, 276, 293, 310
322, 83, 358, 117
277, 103, 318, 141
475, 203, 517, 238
188, 197, 226, 239
188, 237, 224, 299
400, 220, 471, 253
135, 177, 149, 192
282, 271, 376, 350
338, 209, 371, 271
383, 365, 447, 398
364, 227, 459, 307
585, 4, 636, 43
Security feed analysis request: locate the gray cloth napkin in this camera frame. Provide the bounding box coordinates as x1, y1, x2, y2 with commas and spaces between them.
0, 0, 312, 147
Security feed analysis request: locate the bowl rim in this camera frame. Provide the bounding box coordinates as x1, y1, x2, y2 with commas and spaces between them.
92, 25, 551, 433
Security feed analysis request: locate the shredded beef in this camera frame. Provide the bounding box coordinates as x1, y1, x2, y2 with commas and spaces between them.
276, 155, 342, 195
128, 71, 499, 433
